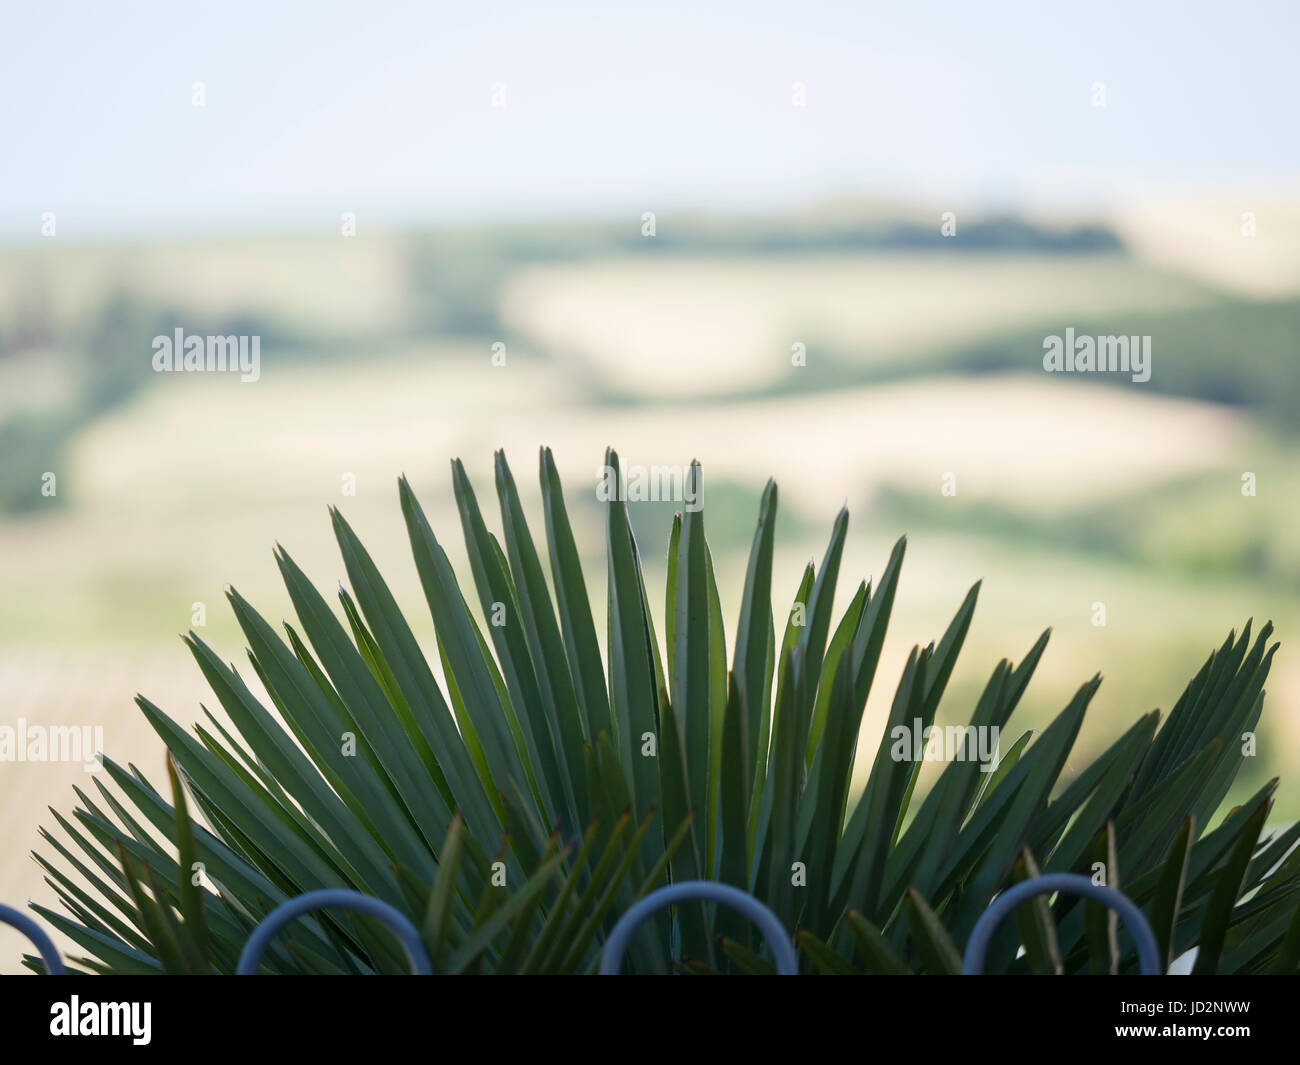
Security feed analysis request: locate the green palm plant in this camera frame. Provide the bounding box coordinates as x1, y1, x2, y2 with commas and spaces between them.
26, 447, 1300, 974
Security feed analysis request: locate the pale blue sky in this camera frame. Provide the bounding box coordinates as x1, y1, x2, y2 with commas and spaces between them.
2, 0, 1297, 240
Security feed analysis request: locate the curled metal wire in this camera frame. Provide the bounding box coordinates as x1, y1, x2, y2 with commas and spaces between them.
236, 888, 433, 975
599, 880, 799, 974
0, 901, 66, 974
962, 872, 1162, 975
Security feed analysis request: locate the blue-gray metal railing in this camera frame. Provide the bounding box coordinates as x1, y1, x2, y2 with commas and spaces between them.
599, 880, 799, 974
1, 902, 66, 974
7, 874, 1164, 974
236, 888, 433, 975
962, 872, 1162, 975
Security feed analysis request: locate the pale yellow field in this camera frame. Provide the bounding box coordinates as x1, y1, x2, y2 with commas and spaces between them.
1111, 191, 1300, 298
501, 253, 1218, 395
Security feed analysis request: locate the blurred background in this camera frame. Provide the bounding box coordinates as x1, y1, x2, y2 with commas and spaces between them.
3, 1, 1299, 968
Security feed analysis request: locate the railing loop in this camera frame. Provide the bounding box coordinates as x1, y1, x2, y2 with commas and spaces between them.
962, 872, 1162, 974
599, 880, 798, 974
236, 889, 432, 974
0, 903, 65, 974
